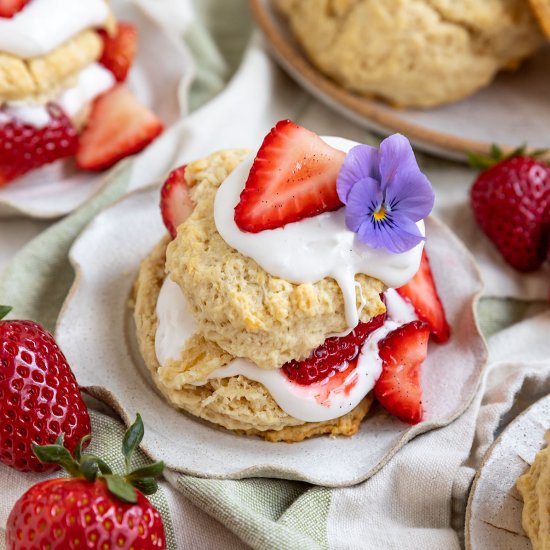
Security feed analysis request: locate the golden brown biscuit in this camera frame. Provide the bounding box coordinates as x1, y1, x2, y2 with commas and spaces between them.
167, 149, 386, 370
530, 0, 550, 38
133, 236, 372, 441
274, 0, 544, 108
0, 30, 103, 102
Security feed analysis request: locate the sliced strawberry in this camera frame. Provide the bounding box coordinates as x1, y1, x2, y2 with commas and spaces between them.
160, 165, 194, 238
0, 104, 79, 186
76, 85, 163, 171
374, 321, 429, 424
282, 313, 386, 385
98, 22, 138, 82
0, 0, 29, 18
234, 119, 346, 232
396, 250, 450, 343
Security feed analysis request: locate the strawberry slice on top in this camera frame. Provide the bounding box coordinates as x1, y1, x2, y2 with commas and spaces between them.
375, 320, 430, 425
234, 120, 346, 232
397, 250, 450, 343
0, 0, 29, 18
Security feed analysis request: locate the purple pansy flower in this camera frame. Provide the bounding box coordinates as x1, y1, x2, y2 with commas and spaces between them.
337, 134, 434, 254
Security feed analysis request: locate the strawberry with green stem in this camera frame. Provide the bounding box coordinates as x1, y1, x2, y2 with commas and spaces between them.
0, 305, 91, 472
6, 414, 166, 550
470, 144, 550, 272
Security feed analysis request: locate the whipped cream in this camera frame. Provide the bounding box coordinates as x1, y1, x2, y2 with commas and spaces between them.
155, 276, 198, 368
154, 277, 417, 423
0, 0, 109, 58
1, 63, 114, 128
214, 137, 424, 330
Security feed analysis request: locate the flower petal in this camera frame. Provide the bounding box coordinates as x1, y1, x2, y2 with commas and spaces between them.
344, 176, 383, 234
337, 144, 380, 204
385, 170, 434, 221
379, 134, 434, 221
379, 134, 418, 188
373, 212, 425, 254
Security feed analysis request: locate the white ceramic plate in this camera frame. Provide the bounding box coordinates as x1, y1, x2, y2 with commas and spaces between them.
466, 395, 550, 549
250, 0, 550, 162
55, 182, 487, 486
0, 0, 192, 219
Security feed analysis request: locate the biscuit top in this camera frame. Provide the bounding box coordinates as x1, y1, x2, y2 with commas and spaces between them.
0, 0, 109, 58
165, 149, 386, 370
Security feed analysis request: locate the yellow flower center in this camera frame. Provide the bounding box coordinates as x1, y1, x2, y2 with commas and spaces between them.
373, 206, 387, 221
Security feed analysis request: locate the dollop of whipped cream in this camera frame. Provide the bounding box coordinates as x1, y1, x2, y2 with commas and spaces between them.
0, 0, 109, 58
1, 63, 114, 128
214, 137, 424, 330
155, 276, 417, 423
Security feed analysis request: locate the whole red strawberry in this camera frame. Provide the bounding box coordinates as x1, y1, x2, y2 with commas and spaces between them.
0, 306, 90, 472
6, 415, 166, 550
470, 152, 550, 272
0, 104, 79, 186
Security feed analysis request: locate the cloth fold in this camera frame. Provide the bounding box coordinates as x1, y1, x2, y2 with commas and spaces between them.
0, 1, 549, 549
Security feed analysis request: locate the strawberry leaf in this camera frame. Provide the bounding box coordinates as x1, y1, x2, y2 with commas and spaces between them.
80, 456, 100, 482
32, 442, 80, 477
104, 474, 138, 504
122, 414, 144, 474
132, 478, 159, 496
74, 434, 91, 461
0, 306, 12, 321
127, 461, 164, 481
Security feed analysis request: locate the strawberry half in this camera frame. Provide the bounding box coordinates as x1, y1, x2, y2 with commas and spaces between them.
0, 104, 79, 186
234, 120, 346, 232
374, 321, 430, 424
76, 85, 163, 171
282, 314, 386, 385
160, 165, 194, 239
396, 250, 450, 343
0, 0, 29, 17
98, 22, 138, 82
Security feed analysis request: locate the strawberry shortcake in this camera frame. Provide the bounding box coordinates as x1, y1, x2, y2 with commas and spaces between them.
0, 0, 163, 186
133, 121, 451, 442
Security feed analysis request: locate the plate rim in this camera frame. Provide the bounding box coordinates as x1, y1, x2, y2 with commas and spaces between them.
55, 184, 489, 486
248, 0, 543, 162
465, 391, 550, 549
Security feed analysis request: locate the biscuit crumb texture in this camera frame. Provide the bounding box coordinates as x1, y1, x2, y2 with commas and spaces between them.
274, 0, 544, 107
0, 30, 103, 103
167, 149, 385, 370
529, 0, 550, 38
517, 433, 550, 550
133, 237, 372, 441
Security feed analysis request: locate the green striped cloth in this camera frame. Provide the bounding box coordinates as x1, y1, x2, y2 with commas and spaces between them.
0, 1, 543, 548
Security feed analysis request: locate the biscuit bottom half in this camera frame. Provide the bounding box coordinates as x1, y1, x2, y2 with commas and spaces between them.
132, 237, 373, 443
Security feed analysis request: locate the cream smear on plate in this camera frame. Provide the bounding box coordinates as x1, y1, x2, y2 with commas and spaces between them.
1, 64, 115, 128
214, 136, 424, 330
0, 0, 109, 58
154, 276, 417, 423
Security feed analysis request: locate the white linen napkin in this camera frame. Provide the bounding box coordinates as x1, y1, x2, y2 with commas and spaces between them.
327, 312, 550, 549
